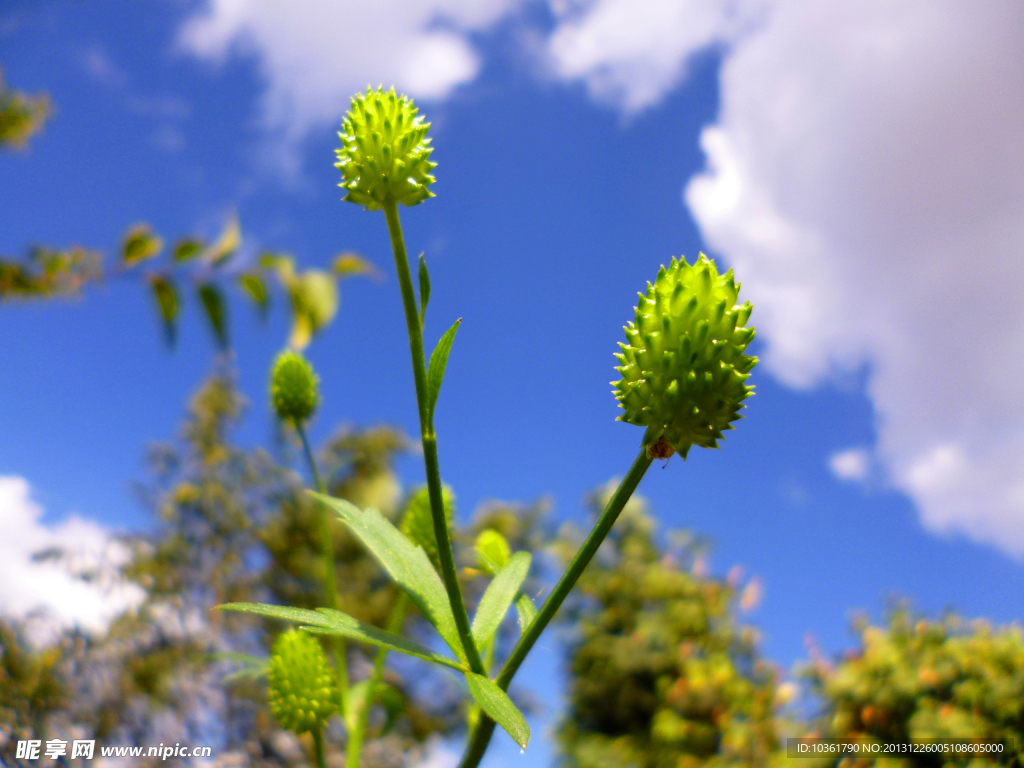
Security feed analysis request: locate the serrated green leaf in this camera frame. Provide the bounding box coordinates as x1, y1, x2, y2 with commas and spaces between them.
308, 494, 465, 662
418, 253, 430, 325
198, 283, 228, 349
238, 272, 269, 319
515, 592, 537, 632
465, 673, 530, 749
472, 552, 531, 648
123, 224, 163, 265
173, 238, 203, 262
149, 274, 178, 347
218, 602, 466, 671
426, 319, 460, 418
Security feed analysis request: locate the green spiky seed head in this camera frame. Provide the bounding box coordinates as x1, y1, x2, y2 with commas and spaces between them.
271, 350, 319, 423
266, 629, 338, 734
400, 485, 455, 570
335, 86, 436, 211
613, 254, 757, 459
475, 529, 511, 575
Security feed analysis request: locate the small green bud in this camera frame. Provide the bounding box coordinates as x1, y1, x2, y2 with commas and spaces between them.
613, 254, 758, 459
335, 86, 437, 211
270, 350, 319, 423
475, 529, 511, 575
400, 485, 455, 569
266, 629, 338, 734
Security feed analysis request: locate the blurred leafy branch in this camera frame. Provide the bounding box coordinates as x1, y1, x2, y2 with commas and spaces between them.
0, 214, 378, 351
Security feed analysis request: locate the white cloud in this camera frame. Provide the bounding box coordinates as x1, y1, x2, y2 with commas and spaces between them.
683, 0, 1024, 553
544, 0, 765, 113
829, 448, 871, 483
0, 476, 145, 646
177, 0, 525, 169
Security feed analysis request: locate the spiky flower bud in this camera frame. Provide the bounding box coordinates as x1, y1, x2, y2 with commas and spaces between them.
475, 529, 511, 575
613, 254, 757, 459
400, 485, 455, 570
266, 629, 338, 734
335, 86, 436, 211
271, 350, 319, 424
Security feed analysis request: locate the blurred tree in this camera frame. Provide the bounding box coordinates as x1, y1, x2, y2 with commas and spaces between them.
556, 484, 784, 768
0, 620, 66, 756
804, 609, 1024, 767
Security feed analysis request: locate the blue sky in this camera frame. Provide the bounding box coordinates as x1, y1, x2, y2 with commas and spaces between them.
2, 1, 1024, 764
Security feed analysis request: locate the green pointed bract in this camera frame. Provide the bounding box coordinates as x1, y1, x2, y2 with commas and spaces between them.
613, 254, 758, 459
270, 350, 319, 424
335, 86, 437, 211
266, 629, 339, 734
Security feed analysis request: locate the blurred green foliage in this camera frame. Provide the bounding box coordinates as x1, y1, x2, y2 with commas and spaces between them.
0, 67, 50, 148
555, 486, 783, 768
803, 610, 1024, 767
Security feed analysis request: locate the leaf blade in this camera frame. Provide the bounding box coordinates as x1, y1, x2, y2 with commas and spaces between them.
515, 592, 538, 632
238, 272, 269, 319
123, 224, 163, 265
465, 673, 530, 749
149, 274, 179, 347
198, 282, 228, 349
418, 253, 430, 324
218, 602, 465, 672
426, 319, 461, 417
472, 552, 531, 648
309, 493, 465, 662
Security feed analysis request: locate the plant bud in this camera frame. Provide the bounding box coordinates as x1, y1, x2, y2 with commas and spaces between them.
613, 254, 757, 458
266, 629, 338, 734
475, 529, 511, 575
335, 86, 437, 210
400, 485, 455, 570
270, 350, 319, 424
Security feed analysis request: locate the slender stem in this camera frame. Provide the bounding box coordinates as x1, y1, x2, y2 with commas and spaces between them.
346, 593, 410, 768
297, 421, 349, 710
382, 199, 484, 675
312, 727, 326, 768
458, 447, 653, 768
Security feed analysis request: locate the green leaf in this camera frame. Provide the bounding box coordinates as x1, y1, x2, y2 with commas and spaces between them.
418, 253, 430, 325
426, 319, 461, 418
198, 283, 228, 349
238, 272, 269, 319
210, 652, 269, 684
218, 602, 466, 671
149, 274, 179, 347
123, 224, 163, 265
515, 592, 537, 632
173, 238, 203, 262
308, 494, 465, 662
288, 270, 338, 349
465, 673, 530, 749
472, 552, 531, 648
333, 252, 378, 279
205, 214, 240, 266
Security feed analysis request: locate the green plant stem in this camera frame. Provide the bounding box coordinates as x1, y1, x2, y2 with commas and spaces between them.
296, 420, 349, 711
458, 447, 653, 768
346, 592, 410, 768
382, 198, 484, 675
312, 727, 326, 768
